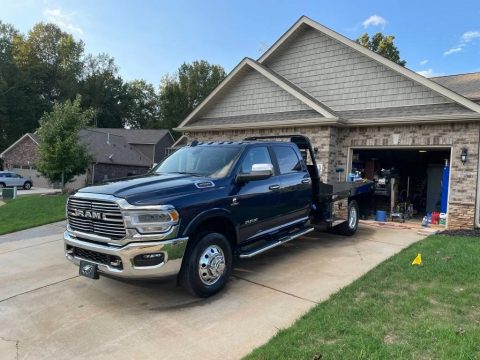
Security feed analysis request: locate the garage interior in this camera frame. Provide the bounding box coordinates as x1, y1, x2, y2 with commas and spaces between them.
350, 148, 451, 224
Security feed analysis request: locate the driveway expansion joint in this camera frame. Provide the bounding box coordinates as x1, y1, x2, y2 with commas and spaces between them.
0, 336, 19, 360
232, 275, 319, 304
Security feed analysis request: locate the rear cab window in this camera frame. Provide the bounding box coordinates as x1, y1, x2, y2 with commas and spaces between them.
272, 146, 303, 174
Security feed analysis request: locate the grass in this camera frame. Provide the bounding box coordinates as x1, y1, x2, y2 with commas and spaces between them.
245, 235, 480, 360
0, 194, 67, 235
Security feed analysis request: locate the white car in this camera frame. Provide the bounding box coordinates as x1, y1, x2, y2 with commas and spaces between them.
0, 171, 33, 190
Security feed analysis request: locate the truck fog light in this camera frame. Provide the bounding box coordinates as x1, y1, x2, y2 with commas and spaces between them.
133, 253, 165, 267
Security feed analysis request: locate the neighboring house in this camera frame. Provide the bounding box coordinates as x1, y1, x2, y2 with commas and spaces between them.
175, 16, 480, 230
0, 128, 173, 189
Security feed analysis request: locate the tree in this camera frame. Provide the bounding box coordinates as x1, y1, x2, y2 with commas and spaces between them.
124, 79, 161, 129
36, 96, 93, 188
356, 32, 406, 66
78, 53, 129, 128
159, 60, 226, 132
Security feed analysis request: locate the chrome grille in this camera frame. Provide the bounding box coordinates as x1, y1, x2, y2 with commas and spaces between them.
67, 197, 126, 240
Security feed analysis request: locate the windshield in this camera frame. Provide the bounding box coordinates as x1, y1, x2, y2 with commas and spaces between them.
154, 145, 241, 179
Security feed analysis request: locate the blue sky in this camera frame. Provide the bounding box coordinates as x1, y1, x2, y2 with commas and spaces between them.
1, 0, 480, 85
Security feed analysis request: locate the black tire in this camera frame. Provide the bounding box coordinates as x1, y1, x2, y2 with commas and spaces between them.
181, 232, 232, 298
23, 181, 32, 190
0, 182, 5, 189
336, 200, 359, 236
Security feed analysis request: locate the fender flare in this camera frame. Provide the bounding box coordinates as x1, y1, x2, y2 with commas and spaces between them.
182, 208, 239, 241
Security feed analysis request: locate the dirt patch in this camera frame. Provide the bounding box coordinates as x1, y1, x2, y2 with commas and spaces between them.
439, 229, 480, 237
383, 332, 400, 344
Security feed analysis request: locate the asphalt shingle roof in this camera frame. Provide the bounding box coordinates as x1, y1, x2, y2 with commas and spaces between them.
431, 72, 480, 100
91, 128, 171, 144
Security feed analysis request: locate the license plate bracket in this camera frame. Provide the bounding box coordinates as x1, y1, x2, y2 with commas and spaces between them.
79, 260, 99, 279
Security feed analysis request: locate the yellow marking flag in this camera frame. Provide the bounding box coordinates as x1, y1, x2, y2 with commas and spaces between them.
412, 253, 422, 265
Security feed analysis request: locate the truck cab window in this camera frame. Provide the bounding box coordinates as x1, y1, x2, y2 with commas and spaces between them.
240, 147, 272, 173
273, 146, 302, 174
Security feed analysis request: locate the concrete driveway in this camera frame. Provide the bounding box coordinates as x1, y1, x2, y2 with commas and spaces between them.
0, 222, 425, 360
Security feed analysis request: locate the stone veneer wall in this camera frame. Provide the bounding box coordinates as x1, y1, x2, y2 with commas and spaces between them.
336, 122, 480, 229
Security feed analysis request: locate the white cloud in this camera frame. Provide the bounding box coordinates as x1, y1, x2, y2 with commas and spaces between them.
420, 59, 428, 65
362, 15, 387, 29
43, 8, 84, 36
461, 30, 480, 43
443, 30, 480, 56
444, 47, 463, 56
416, 69, 444, 78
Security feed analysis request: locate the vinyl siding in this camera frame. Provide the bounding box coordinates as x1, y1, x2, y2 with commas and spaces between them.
197, 67, 312, 121
264, 26, 451, 111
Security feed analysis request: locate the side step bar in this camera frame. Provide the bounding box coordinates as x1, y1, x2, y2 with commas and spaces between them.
239, 227, 314, 259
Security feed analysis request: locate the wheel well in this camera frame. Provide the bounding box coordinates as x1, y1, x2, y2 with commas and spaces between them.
194, 216, 237, 251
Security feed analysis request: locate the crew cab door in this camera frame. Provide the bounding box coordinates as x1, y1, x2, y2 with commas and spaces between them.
231, 146, 284, 241
271, 145, 312, 223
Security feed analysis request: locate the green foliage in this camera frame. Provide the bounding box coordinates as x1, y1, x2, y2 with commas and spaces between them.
36, 96, 93, 187
159, 60, 226, 132
0, 194, 67, 235
0, 19, 226, 153
356, 32, 406, 66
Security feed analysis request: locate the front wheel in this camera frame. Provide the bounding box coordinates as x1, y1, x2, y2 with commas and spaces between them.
336, 200, 359, 236
23, 181, 32, 190
181, 232, 232, 297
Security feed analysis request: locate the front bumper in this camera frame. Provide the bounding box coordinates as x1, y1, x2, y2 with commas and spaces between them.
64, 230, 188, 278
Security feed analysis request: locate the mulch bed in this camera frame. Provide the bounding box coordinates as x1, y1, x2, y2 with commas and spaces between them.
439, 229, 480, 237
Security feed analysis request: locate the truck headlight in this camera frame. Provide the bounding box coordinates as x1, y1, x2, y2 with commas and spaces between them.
124, 209, 179, 234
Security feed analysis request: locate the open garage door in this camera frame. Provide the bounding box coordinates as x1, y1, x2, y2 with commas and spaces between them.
350, 148, 451, 223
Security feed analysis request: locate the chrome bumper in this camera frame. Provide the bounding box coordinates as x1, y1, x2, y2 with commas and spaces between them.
64, 230, 188, 279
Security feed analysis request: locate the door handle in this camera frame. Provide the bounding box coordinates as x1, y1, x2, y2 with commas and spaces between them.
301, 178, 311, 184
269, 184, 280, 190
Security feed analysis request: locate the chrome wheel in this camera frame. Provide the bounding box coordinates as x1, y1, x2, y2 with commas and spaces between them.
198, 245, 226, 286
349, 205, 357, 229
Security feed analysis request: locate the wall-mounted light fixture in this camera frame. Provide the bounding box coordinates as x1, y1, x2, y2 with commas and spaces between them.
460, 148, 468, 165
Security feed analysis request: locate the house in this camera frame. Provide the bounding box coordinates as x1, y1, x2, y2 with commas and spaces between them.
175, 16, 480, 230
0, 128, 173, 188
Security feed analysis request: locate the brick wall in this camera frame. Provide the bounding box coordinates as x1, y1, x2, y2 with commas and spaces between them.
2, 136, 39, 168
186, 121, 480, 229
336, 122, 480, 229
188, 126, 336, 183
92, 163, 150, 183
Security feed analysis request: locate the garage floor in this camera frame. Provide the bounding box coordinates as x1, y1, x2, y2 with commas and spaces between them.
0, 222, 425, 360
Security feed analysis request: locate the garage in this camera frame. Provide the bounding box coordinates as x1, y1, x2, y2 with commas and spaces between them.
350, 147, 451, 224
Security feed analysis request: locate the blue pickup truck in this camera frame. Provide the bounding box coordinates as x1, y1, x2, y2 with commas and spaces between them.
64, 135, 373, 297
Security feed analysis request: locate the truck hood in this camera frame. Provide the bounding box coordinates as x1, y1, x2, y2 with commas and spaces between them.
77, 173, 218, 205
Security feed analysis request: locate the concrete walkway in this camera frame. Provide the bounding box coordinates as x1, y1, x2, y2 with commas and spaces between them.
0, 222, 425, 360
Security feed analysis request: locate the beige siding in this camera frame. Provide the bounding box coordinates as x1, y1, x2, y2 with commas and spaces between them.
264, 27, 451, 111
197, 67, 311, 121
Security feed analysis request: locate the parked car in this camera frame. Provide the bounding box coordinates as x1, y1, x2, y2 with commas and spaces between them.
0, 171, 33, 190
64, 135, 373, 297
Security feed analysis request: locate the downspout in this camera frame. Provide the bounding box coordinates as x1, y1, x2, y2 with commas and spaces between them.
91, 163, 96, 185
476, 128, 480, 228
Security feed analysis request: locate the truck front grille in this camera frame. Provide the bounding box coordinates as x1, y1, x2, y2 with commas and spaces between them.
68, 245, 123, 269
67, 198, 126, 240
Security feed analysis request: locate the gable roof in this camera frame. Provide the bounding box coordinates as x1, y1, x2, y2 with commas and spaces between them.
79, 129, 151, 167
431, 72, 480, 100
0, 133, 38, 158
258, 16, 480, 114
91, 128, 172, 145
176, 57, 337, 130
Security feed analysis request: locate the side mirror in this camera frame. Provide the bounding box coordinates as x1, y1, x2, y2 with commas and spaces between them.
236, 163, 273, 183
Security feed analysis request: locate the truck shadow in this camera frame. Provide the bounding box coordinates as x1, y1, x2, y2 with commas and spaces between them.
90, 226, 376, 311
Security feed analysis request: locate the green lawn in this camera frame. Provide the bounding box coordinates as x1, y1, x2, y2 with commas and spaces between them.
0, 194, 68, 235
245, 235, 480, 360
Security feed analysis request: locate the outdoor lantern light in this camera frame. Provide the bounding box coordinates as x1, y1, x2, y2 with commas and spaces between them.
460, 148, 468, 165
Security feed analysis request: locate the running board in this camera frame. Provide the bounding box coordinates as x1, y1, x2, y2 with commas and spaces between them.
239, 227, 314, 259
